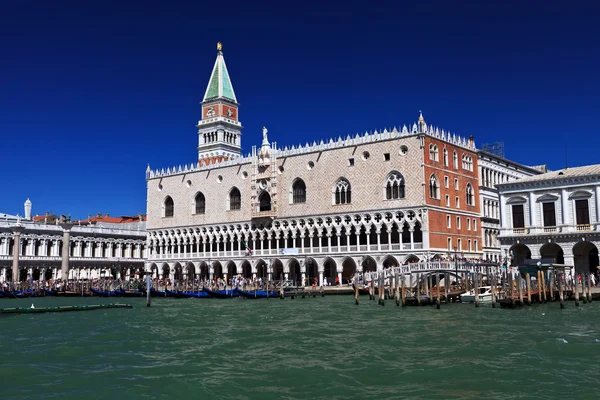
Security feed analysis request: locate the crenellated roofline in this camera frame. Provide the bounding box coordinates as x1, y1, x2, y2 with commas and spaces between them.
147, 119, 476, 181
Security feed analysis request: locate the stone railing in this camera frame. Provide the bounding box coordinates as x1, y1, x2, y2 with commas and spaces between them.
500, 223, 599, 237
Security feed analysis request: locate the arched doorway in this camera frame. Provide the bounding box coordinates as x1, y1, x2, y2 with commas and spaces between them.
361, 256, 377, 272
44, 268, 53, 281
509, 243, 531, 266
341, 257, 357, 284
32, 268, 41, 281
199, 262, 209, 280
256, 259, 268, 279
161, 263, 170, 280
19, 268, 28, 282
573, 241, 599, 274
212, 262, 223, 279
241, 261, 252, 278
382, 255, 399, 269
272, 259, 284, 281
540, 243, 564, 264
185, 263, 195, 280
288, 259, 301, 286
173, 263, 184, 281
306, 257, 318, 285
323, 257, 336, 286
226, 262, 237, 282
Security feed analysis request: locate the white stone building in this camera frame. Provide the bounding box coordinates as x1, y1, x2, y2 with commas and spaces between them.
497, 164, 600, 274
145, 44, 484, 286
477, 151, 545, 262
0, 200, 147, 282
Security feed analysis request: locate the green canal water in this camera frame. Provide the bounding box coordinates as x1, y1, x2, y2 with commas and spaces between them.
1, 295, 599, 399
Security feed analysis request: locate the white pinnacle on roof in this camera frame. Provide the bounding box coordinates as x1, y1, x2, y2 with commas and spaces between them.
203, 42, 237, 103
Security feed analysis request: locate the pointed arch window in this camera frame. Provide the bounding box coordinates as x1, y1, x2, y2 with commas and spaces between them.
292, 179, 306, 203
259, 191, 272, 211
195, 192, 205, 214
334, 178, 351, 204
429, 144, 439, 161
466, 183, 474, 206
443, 148, 448, 167
229, 187, 241, 210
385, 172, 405, 200
453, 151, 458, 169
164, 196, 174, 218
429, 175, 440, 199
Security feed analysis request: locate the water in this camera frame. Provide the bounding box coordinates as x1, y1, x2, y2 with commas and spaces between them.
1, 296, 600, 399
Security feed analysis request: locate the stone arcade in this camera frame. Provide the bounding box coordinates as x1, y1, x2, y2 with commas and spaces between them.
0, 202, 147, 282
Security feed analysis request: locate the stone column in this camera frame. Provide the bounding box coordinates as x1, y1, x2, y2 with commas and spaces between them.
596, 186, 600, 222
12, 226, 25, 282
529, 192, 537, 227
60, 224, 73, 280
561, 188, 569, 225
318, 268, 324, 287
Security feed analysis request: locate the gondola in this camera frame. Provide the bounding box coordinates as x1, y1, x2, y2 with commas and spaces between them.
116, 288, 145, 297
1, 290, 28, 298
150, 288, 168, 297
91, 288, 122, 297
54, 291, 87, 297
165, 289, 194, 298
237, 289, 279, 299
182, 290, 211, 298
202, 287, 240, 299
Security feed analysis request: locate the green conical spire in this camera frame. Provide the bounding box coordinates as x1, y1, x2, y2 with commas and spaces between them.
203, 42, 237, 103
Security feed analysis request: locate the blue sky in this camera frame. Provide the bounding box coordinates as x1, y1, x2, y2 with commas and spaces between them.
1, 0, 598, 219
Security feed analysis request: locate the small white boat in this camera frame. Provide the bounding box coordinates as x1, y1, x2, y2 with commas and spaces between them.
460, 286, 494, 303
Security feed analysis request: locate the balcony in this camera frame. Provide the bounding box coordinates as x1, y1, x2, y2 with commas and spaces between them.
500, 223, 599, 238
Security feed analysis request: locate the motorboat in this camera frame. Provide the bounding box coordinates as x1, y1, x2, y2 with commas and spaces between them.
460, 286, 495, 303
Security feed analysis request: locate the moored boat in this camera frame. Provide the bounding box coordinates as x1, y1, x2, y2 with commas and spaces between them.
460, 286, 494, 303
202, 287, 240, 299
91, 288, 122, 297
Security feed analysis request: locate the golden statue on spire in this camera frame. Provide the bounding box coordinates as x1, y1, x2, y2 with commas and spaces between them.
217, 42, 222, 51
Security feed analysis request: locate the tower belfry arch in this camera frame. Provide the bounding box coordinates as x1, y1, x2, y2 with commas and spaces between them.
197, 42, 243, 166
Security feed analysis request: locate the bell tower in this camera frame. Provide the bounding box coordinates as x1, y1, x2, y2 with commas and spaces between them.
197, 42, 243, 165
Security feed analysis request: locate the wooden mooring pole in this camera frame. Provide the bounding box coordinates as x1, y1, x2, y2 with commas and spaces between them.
491, 271, 496, 308
146, 275, 151, 307
401, 272, 406, 307
474, 269, 479, 308
444, 272, 449, 305
541, 270, 547, 303
549, 270, 555, 302
574, 273, 580, 306
509, 272, 515, 307
378, 271, 385, 306
395, 271, 400, 306
537, 270, 543, 303
588, 273, 593, 303
525, 273, 532, 306
559, 272, 565, 309
517, 273, 524, 307
416, 273, 421, 306
354, 274, 359, 305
